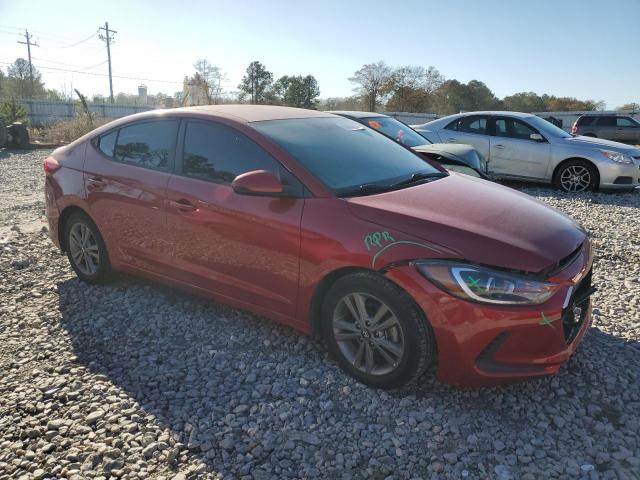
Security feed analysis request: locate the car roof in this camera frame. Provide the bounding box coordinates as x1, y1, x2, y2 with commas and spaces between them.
180, 105, 335, 122
452, 111, 536, 119
327, 110, 388, 119
108, 105, 335, 125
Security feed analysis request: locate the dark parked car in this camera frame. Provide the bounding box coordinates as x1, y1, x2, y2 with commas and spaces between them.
572, 114, 640, 143
44, 105, 594, 388
329, 111, 488, 178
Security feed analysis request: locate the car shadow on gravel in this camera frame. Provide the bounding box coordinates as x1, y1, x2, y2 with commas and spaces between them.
55, 274, 640, 478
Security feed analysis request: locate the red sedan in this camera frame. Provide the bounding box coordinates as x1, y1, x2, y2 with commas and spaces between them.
43, 105, 594, 388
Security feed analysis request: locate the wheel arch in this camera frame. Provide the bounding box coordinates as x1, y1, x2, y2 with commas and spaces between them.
308, 265, 433, 339
57, 205, 94, 252
309, 267, 372, 337
552, 157, 601, 190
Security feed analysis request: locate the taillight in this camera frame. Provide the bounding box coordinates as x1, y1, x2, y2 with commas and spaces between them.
571, 125, 577, 135
43, 157, 61, 174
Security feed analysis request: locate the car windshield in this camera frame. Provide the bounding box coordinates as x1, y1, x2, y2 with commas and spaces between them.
526, 115, 572, 138
360, 116, 431, 147
252, 117, 443, 195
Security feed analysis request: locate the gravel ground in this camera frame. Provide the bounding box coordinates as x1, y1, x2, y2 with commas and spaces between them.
1, 148, 639, 480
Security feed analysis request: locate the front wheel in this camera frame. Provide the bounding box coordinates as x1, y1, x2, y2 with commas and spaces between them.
321, 272, 436, 389
64, 212, 111, 283
554, 160, 598, 192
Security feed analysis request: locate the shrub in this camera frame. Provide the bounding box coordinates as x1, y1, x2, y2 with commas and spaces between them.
37, 116, 110, 144
0, 98, 29, 125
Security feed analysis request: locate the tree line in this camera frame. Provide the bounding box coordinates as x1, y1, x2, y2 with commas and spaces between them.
1, 57, 637, 114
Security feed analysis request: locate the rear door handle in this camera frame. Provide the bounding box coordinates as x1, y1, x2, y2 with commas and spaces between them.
446, 138, 457, 143
494, 144, 504, 149
169, 199, 197, 212
87, 176, 106, 187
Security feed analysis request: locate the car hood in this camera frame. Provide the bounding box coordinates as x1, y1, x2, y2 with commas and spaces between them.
347, 173, 586, 273
564, 135, 639, 153
412, 143, 483, 170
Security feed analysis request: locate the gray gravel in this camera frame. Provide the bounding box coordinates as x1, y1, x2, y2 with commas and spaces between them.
1, 148, 639, 480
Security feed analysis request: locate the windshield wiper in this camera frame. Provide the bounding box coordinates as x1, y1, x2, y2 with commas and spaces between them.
338, 183, 395, 197
338, 172, 448, 198
392, 171, 448, 187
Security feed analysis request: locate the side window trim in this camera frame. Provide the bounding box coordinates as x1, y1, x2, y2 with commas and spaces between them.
491, 116, 544, 142
176, 118, 306, 197
456, 115, 489, 136
94, 118, 179, 173
94, 127, 120, 158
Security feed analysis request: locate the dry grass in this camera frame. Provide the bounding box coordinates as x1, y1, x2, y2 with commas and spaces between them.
30, 116, 111, 145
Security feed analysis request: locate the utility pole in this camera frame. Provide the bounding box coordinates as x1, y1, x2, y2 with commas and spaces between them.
17, 29, 39, 97
98, 22, 116, 103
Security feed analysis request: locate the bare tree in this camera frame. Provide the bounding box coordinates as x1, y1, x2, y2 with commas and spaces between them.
349, 61, 392, 111
193, 59, 226, 104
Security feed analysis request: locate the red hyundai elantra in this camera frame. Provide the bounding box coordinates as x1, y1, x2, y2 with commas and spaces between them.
44, 105, 595, 388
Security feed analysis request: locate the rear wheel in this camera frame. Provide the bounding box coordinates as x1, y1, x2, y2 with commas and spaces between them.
64, 212, 111, 283
554, 160, 598, 192
322, 271, 435, 389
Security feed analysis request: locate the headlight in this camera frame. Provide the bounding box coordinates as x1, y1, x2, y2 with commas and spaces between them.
415, 261, 560, 305
600, 150, 632, 164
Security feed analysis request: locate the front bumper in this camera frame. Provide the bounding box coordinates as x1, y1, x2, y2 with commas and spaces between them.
599, 158, 640, 189
385, 244, 594, 387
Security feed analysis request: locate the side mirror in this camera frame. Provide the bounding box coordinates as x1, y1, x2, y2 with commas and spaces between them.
529, 133, 545, 142
231, 169, 283, 195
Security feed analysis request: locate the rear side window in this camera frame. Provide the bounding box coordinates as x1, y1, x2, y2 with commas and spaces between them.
446, 116, 488, 134
616, 117, 637, 127
113, 120, 178, 171
596, 116, 616, 127
98, 130, 117, 157
576, 116, 595, 126
181, 121, 280, 184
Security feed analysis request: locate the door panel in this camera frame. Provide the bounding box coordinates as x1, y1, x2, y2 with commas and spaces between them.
165, 176, 303, 317
164, 119, 304, 317
440, 115, 490, 160
488, 117, 551, 179
84, 121, 178, 274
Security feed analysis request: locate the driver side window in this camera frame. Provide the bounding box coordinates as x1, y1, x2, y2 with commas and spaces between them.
494, 118, 538, 141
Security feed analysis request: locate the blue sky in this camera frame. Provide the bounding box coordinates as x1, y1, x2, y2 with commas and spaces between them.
0, 0, 638, 108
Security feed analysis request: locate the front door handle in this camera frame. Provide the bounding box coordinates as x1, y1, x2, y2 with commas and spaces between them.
169, 199, 197, 212
446, 138, 457, 143
87, 176, 106, 188
494, 144, 504, 149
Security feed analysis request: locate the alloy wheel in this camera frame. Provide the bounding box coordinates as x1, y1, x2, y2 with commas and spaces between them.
560, 165, 591, 192
332, 292, 405, 376
68, 223, 100, 276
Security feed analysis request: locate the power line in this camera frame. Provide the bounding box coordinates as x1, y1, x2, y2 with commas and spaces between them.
0, 60, 183, 84
60, 30, 99, 49
98, 22, 116, 103
31, 56, 107, 71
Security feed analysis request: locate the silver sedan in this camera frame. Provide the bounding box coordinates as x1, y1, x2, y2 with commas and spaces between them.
413, 111, 640, 192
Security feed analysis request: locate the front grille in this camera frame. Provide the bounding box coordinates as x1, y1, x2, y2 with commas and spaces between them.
562, 269, 593, 343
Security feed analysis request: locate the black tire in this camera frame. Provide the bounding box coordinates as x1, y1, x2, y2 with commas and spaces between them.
321, 271, 436, 389
8, 123, 29, 148
0, 123, 7, 148
582, 133, 597, 138
63, 211, 111, 284
553, 159, 598, 192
